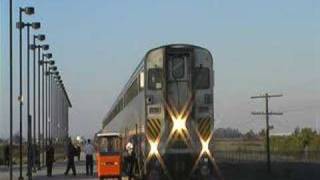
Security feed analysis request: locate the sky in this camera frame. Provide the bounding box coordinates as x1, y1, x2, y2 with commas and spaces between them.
1, 0, 319, 138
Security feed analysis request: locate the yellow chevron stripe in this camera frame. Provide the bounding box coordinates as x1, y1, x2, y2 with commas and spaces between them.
198, 119, 209, 134
147, 119, 162, 140
198, 118, 212, 140
198, 121, 208, 133
147, 120, 157, 139
150, 120, 161, 133
147, 125, 157, 139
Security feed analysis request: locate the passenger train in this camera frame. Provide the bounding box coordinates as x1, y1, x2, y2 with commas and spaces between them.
101, 44, 217, 180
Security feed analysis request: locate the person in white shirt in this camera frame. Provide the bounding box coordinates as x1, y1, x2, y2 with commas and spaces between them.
84, 139, 95, 176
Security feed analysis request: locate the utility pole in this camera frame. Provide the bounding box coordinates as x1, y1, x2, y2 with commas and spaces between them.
251, 93, 283, 173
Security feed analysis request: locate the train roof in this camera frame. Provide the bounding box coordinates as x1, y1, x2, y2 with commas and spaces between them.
145, 44, 211, 56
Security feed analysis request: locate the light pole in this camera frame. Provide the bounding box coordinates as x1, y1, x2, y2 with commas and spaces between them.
47, 66, 57, 141
9, 0, 13, 179
40, 53, 54, 166
58, 80, 64, 139
30, 43, 49, 169
54, 75, 61, 141
17, 21, 41, 179
53, 72, 59, 141
45, 61, 55, 149
16, 6, 35, 180
30, 34, 46, 169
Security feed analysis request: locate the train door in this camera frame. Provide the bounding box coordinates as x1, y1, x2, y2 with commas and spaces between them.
164, 47, 195, 179
165, 48, 193, 113
96, 133, 122, 180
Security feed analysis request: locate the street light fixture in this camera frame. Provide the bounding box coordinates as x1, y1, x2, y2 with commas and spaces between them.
49, 66, 57, 71
35, 34, 46, 41
16, 6, 35, 180
22, 7, 35, 15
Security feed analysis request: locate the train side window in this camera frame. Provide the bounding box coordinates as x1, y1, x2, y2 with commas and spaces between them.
193, 67, 210, 89
148, 68, 162, 90
139, 71, 144, 90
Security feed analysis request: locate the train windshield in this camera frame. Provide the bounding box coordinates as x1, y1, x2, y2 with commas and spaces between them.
148, 68, 162, 90
98, 135, 121, 154
171, 56, 185, 79
193, 67, 210, 89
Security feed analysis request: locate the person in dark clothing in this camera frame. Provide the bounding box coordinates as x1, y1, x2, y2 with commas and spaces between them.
46, 140, 55, 177
76, 145, 81, 161
4, 144, 10, 167
35, 145, 40, 170
32, 144, 38, 172
128, 147, 136, 180
64, 140, 77, 176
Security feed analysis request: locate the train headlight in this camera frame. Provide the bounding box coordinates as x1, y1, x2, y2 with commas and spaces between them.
150, 140, 158, 155
172, 115, 187, 133
200, 137, 210, 155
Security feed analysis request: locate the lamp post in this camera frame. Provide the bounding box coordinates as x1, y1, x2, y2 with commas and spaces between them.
40, 53, 54, 166
30, 43, 49, 169
9, 0, 13, 179
45, 61, 54, 149
47, 66, 57, 141
17, 21, 40, 179
30, 34, 46, 169
53, 72, 59, 141
19, 21, 41, 179
58, 80, 64, 139
16, 6, 35, 180
56, 76, 61, 141
54, 75, 61, 141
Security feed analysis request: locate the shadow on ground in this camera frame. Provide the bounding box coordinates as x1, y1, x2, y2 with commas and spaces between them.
218, 161, 320, 180
33, 173, 97, 180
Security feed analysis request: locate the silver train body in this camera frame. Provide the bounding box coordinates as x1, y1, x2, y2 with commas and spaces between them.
102, 44, 215, 180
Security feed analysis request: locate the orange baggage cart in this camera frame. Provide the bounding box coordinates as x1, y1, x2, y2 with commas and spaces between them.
96, 132, 122, 180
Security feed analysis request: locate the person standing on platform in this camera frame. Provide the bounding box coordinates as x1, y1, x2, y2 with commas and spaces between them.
46, 140, 55, 177
76, 145, 81, 161
126, 142, 136, 180
84, 139, 95, 176
64, 139, 77, 176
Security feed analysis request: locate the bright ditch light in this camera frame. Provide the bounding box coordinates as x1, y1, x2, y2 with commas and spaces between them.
146, 137, 169, 178
172, 115, 187, 133
200, 136, 210, 155
190, 131, 224, 180
149, 139, 159, 155
164, 95, 194, 144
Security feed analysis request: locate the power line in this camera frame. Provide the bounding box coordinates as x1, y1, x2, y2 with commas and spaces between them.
251, 93, 283, 173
